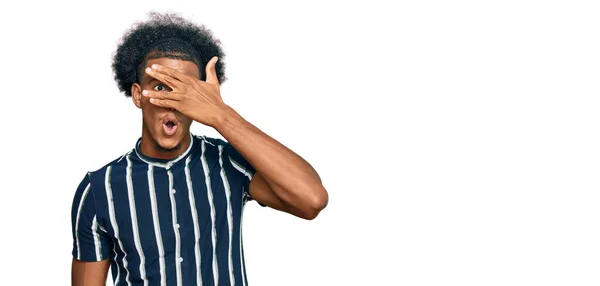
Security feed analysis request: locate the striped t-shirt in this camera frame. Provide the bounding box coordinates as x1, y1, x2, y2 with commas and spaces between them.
71, 134, 259, 286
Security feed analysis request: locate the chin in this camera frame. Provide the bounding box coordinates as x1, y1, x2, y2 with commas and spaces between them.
153, 133, 185, 152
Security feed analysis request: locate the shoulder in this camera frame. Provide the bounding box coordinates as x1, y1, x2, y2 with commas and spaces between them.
86, 150, 133, 186
191, 134, 233, 156
193, 134, 228, 148
192, 134, 253, 175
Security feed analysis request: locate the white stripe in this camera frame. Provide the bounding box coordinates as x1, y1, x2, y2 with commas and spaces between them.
219, 146, 236, 286
185, 155, 203, 286
91, 215, 101, 261
240, 202, 247, 286
167, 170, 183, 286
201, 140, 219, 284
126, 155, 148, 286
113, 240, 121, 285
197, 135, 215, 147
148, 165, 167, 286
117, 150, 132, 163
229, 157, 253, 180
105, 166, 132, 286
75, 182, 91, 260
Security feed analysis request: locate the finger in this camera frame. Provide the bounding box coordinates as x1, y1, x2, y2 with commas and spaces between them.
148, 98, 179, 109
142, 89, 181, 100
205, 56, 219, 85
150, 64, 193, 85
145, 66, 180, 90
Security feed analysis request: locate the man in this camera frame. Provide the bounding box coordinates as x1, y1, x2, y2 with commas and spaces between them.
71, 12, 328, 286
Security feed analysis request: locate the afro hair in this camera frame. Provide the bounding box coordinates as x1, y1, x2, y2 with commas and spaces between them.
112, 12, 226, 97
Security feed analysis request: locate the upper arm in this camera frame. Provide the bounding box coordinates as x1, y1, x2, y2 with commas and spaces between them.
248, 171, 307, 217
72, 257, 111, 286
222, 142, 304, 216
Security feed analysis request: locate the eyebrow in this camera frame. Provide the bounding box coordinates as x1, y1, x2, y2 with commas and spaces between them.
146, 78, 163, 85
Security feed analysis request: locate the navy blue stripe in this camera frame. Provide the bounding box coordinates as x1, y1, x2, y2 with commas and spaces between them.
152, 168, 177, 285
230, 174, 245, 286
171, 162, 195, 285
110, 254, 120, 285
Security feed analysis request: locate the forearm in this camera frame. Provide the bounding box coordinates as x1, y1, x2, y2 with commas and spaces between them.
72, 258, 110, 286
214, 106, 327, 208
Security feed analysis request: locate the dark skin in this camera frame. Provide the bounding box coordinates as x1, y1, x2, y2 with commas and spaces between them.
72, 56, 328, 285
71, 258, 110, 286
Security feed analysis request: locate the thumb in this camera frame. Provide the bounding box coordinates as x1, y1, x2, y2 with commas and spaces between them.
205, 56, 219, 85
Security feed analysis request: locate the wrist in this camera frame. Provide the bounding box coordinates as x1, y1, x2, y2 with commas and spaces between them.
213, 104, 244, 134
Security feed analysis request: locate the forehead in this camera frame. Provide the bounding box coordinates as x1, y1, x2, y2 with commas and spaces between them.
143, 57, 201, 81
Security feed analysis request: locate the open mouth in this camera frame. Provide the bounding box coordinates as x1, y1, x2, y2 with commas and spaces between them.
162, 117, 179, 136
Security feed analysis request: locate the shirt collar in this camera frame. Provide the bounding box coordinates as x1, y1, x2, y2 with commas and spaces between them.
133, 133, 194, 169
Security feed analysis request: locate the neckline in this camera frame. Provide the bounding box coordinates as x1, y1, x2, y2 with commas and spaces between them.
133, 133, 194, 169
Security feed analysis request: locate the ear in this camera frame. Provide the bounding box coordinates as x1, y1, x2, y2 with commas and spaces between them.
131, 83, 143, 109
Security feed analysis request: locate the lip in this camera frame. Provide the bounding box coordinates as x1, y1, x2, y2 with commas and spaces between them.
162, 115, 179, 136
162, 115, 180, 125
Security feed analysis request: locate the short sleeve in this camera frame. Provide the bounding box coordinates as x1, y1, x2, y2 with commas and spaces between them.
222, 143, 262, 204
71, 173, 113, 261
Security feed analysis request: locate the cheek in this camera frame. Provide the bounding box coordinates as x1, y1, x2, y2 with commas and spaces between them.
183, 117, 194, 127
141, 94, 161, 111
140, 95, 153, 106
180, 120, 192, 131
141, 103, 160, 122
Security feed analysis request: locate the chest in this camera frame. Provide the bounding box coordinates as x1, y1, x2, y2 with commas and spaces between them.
94, 160, 245, 254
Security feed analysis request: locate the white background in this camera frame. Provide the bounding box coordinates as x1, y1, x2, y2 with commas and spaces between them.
0, 0, 598, 285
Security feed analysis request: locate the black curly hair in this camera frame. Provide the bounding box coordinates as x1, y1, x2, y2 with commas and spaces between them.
112, 12, 226, 97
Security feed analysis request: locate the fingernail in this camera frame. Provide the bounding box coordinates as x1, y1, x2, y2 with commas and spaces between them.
142, 90, 148, 96
152, 64, 158, 70
145, 67, 152, 73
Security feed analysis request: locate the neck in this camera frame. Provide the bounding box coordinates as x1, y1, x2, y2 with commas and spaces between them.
139, 128, 191, 161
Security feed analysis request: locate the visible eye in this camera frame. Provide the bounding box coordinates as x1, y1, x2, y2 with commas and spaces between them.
153, 84, 166, 91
